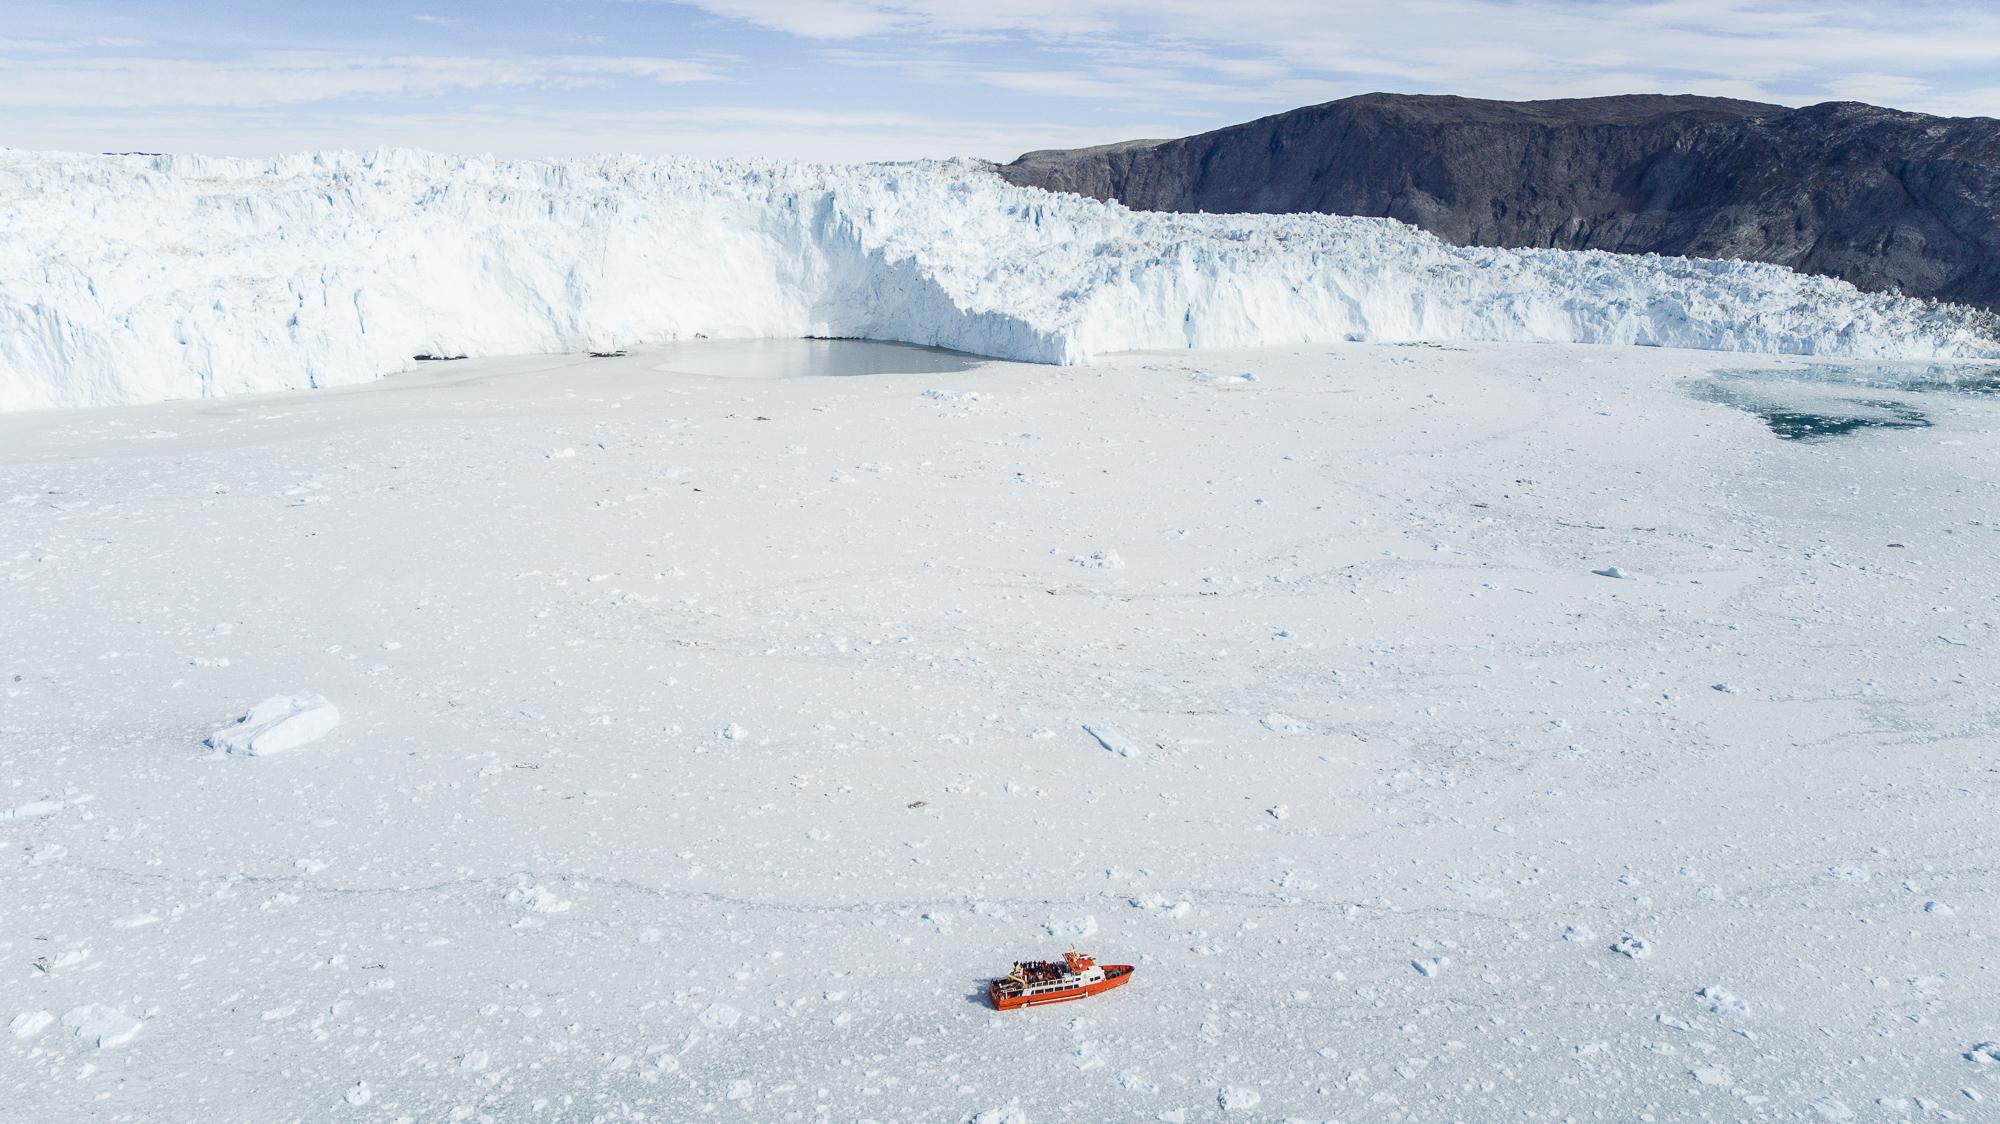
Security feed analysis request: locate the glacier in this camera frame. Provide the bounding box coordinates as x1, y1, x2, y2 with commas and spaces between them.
1, 147, 1995, 411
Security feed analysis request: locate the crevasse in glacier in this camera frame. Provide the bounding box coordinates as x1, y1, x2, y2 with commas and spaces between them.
1, 148, 1994, 410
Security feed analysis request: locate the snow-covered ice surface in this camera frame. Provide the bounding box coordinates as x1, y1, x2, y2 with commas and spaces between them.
3, 149, 1998, 410
3, 340, 1998, 1121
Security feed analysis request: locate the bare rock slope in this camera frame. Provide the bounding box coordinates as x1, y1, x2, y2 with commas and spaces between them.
998, 93, 2000, 313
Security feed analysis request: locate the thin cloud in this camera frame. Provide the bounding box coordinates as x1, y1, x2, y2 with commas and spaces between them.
1, 103, 1171, 163
6, 1, 1994, 158
675, 0, 2000, 118
0, 34, 146, 52
0, 52, 727, 109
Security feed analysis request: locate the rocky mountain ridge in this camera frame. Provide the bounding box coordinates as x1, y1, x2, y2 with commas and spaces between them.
998, 93, 2000, 313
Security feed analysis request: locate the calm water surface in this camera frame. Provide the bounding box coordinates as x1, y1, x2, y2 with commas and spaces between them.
1688, 362, 2000, 442
650, 338, 987, 379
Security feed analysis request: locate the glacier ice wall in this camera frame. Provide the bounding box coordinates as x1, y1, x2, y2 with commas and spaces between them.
1, 149, 1994, 410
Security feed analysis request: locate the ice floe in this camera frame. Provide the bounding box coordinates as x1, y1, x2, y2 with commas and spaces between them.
206, 694, 341, 756
60, 1004, 143, 1048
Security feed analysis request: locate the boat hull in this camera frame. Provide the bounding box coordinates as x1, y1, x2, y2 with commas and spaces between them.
988, 965, 1134, 1010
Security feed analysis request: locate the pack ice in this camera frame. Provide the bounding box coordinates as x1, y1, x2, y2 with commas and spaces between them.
2, 149, 1995, 409
205, 694, 341, 756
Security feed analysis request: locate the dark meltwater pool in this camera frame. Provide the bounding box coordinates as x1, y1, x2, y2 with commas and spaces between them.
1688, 362, 2000, 442
649, 338, 987, 379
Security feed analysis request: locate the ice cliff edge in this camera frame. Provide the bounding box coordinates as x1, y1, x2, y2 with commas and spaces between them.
2, 149, 1994, 410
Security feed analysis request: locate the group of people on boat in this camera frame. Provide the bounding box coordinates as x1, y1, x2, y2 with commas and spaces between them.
1010, 960, 1071, 986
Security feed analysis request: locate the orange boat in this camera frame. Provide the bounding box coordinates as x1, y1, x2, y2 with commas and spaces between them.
988, 951, 1134, 1010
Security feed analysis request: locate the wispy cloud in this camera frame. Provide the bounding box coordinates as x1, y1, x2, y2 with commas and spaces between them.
0, 51, 725, 109
3, 1, 1994, 160
675, 0, 2000, 117
2, 103, 1166, 162
0, 34, 146, 53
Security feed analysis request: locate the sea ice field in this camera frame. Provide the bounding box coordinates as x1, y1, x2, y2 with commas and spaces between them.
4, 339, 1998, 1122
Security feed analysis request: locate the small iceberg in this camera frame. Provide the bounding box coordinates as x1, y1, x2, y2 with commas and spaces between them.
207, 693, 342, 756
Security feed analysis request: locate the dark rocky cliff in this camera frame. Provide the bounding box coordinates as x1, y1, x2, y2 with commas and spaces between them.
997, 94, 2000, 313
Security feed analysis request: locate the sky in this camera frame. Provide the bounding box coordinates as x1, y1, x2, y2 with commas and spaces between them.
4, 1, 1998, 161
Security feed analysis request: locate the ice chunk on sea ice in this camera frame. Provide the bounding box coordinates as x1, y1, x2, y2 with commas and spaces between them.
11, 1010, 54, 1039
1082, 724, 1140, 758
61, 1004, 143, 1048
1218, 1086, 1262, 1112
207, 694, 341, 756
1045, 915, 1099, 940
504, 883, 573, 914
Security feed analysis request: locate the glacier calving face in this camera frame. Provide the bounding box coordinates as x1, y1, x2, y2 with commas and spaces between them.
2, 149, 1995, 410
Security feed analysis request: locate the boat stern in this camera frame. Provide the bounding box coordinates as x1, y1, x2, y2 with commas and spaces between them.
987, 979, 1017, 1010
